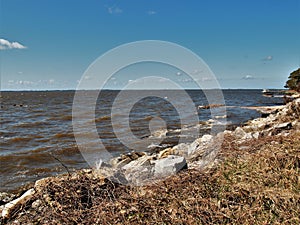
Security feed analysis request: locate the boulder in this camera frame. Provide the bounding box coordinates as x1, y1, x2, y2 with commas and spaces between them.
187, 135, 213, 155
154, 155, 187, 177
188, 138, 201, 155
252, 131, 260, 139
122, 155, 152, 170
118, 155, 153, 185
234, 127, 247, 139
271, 122, 292, 135
110, 151, 147, 168
172, 143, 189, 156
273, 122, 292, 130
200, 134, 213, 144
123, 166, 153, 186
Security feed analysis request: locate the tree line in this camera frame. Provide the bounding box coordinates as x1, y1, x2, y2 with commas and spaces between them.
285, 68, 300, 92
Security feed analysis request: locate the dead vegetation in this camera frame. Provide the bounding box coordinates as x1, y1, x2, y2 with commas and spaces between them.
2, 128, 299, 225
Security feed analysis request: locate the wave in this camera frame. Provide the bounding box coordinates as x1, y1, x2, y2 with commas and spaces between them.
53, 133, 74, 139
95, 115, 111, 122
13, 121, 50, 128
60, 115, 73, 121
2, 135, 45, 144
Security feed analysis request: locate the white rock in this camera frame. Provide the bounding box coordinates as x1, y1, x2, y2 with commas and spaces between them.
122, 155, 151, 170
154, 155, 187, 177
188, 138, 201, 155
124, 167, 152, 186
200, 134, 213, 144
234, 127, 247, 139
223, 130, 232, 135
172, 143, 189, 156
187, 134, 213, 155
274, 122, 292, 130
243, 132, 253, 139
252, 132, 260, 139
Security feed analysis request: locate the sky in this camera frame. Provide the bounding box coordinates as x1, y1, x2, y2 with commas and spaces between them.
0, 0, 299, 90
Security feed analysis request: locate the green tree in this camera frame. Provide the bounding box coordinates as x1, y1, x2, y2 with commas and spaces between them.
285, 68, 300, 92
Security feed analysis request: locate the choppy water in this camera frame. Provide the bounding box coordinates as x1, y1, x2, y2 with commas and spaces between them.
0, 90, 283, 192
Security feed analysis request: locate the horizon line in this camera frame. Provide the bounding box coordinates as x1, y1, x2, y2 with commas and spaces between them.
0, 88, 287, 92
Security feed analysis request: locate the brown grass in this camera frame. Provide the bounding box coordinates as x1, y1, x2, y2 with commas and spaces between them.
3, 130, 300, 225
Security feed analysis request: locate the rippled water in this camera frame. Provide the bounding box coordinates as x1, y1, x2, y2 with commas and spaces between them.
0, 90, 283, 192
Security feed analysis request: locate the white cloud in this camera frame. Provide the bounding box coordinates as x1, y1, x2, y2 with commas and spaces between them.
48, 79, 55, 84
0, 38, 27, 50
10, 80, 35, 85
108, 5, 123, 14
201, 77, 213, 82
263, 55, 273, 61
147, 10, 157, 15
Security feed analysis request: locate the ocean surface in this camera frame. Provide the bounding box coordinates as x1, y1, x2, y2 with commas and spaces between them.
0, 89, 283, 192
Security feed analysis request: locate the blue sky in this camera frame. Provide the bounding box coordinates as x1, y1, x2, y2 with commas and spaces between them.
0, 0, 299, 90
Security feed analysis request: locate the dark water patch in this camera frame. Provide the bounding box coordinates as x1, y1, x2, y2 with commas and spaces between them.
53, 133, 75, 139
61, 115, 73, 121
35, 138, 51, 143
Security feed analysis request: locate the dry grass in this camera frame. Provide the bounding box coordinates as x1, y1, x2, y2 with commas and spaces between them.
3, 130, 300, 225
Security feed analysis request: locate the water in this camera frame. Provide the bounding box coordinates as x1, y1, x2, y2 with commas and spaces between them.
0, 89, 283, 192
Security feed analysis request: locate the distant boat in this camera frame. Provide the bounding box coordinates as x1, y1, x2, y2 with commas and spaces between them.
262, 89, 273, 97
262, 89, 285, 98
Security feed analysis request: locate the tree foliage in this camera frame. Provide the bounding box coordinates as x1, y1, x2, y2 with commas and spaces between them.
285, 68, 300, 91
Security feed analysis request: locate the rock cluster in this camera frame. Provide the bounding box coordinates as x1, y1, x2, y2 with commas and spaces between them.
230, 98, 300, 142
97, 97, 300, 184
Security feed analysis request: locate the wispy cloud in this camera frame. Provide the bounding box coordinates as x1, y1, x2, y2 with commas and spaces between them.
178, 78, 193, 83
107, 5, 123, 14
0, 38, 27, 50
7, 79, 55, 87
242, 75, 254, 80
147, 10, 157, 15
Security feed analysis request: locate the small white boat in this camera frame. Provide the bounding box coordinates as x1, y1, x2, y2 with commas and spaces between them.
262, 89, 273, 97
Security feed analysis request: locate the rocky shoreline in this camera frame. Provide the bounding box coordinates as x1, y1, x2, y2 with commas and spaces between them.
1, 97, 300, 223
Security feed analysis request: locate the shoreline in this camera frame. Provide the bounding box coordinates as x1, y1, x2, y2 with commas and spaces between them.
0, 103, 281, 193
1, 97, 300, 223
